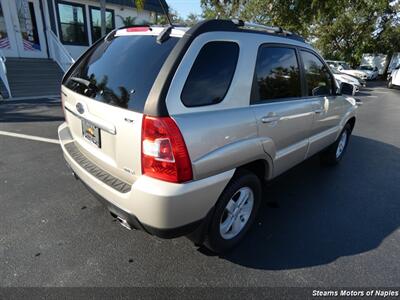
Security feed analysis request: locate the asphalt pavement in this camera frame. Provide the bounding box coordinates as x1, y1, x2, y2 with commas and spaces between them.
0, 82, 399, 287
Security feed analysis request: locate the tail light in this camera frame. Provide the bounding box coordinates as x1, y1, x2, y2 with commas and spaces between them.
141, 116, 192, 183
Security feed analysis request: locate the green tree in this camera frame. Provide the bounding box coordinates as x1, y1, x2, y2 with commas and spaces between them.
313, 0, 399, 65
241, 0, 315, 36
186, 13, 201, 26
202, 0, 400, 66
156, 9, 184, 25
201, 0, 245, 19
122, 16, 137, 26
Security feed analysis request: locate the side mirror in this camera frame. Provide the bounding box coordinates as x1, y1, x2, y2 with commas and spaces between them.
337, 66, 343, 71
340, 82, 354, 96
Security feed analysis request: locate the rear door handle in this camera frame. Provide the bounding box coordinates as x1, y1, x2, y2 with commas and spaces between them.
261, 116, 280, 123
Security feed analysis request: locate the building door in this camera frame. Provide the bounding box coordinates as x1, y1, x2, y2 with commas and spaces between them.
0, 0, 47, 58
0, 0, 16, 57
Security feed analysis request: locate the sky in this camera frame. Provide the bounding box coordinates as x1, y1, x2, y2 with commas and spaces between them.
166, 0, 202, 18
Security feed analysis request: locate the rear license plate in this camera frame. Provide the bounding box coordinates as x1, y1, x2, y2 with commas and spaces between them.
82, 119, 101, 147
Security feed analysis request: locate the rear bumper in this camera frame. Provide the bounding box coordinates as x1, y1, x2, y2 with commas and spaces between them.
79, 176, 203, 238
58, 123, 234, 237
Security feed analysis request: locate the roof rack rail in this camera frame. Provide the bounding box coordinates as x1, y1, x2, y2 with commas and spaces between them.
231, 19, 305, 42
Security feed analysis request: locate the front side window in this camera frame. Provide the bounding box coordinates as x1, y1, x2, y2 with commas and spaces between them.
301, 51, 333, 96
252, 46, 301, 104
181, 41, 239, 107
90, 7, 114, 42
56, 1, 88, 45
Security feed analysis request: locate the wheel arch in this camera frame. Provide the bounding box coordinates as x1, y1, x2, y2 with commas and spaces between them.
336, 111, 357, 140
347, 116, 356, 132
235, 158, 272, 183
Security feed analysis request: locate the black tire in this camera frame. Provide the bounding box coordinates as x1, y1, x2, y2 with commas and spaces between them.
203, 170, 261, 253
320, 124, 352, 166
388, 79, 393, 89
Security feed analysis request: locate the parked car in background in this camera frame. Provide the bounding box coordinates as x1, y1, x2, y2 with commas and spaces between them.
360, 53, 389, 76
334, 68, 367, 87
58, 20, 358, 253
387, 53, 400, 75
358, 65, 379, 80
339, 65, 368, 81
331, 67, 361, 95
388, 65, 400, 89
326, 60, 368, 80
325, 60, 349, 70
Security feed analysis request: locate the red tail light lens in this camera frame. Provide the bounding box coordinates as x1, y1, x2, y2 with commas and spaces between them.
141, 116, 193, 183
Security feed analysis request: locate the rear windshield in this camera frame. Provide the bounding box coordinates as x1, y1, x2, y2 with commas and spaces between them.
63, 35, 179, 112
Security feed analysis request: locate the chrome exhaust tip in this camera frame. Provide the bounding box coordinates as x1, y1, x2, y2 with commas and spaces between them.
72, 171, 79, 180
117, 216, 132, 230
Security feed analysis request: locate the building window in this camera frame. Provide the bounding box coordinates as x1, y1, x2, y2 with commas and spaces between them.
56, 0, 88, 45
89, 6, 115, 42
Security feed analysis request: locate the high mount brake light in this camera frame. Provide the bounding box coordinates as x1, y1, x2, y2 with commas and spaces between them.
126, 27, 150, 32
141, 116, 192, 183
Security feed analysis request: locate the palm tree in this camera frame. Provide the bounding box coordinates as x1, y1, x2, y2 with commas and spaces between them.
99, 1, 146, 36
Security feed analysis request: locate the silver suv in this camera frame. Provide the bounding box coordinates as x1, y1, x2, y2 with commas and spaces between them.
58, 20, 357, 253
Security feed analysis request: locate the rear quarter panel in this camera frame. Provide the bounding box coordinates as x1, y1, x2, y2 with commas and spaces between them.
173, 108, 268, 180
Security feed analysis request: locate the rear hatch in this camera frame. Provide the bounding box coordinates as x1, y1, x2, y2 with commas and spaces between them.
62, 27, 180, 185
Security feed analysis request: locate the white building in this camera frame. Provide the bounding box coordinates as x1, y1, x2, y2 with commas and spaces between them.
0, 0, 167, 59
0, 0, 167, 98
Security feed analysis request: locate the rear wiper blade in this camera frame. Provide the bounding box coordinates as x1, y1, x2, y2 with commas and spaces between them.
70, 77, 99, 94
70, 77, 92, 87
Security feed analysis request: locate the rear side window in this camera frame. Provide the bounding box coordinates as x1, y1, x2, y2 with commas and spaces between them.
181, 41, 239, 107
251, 46, 301, 104
301, 51, 333, 96
63, 35, 178, 112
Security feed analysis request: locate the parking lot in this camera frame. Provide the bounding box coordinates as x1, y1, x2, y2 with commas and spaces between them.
1, 82, 400, 287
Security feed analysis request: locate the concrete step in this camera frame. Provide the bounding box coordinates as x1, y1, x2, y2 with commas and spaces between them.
5, 58, 64, 98
0, 79, 10, 99
8, 77, 63, 84
9, 87, 61, 98
9, 80, 62, 85
7, 68, 63, 74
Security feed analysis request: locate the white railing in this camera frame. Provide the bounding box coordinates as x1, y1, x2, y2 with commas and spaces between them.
0, 49, 11, 99
47, 29, 75, 72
